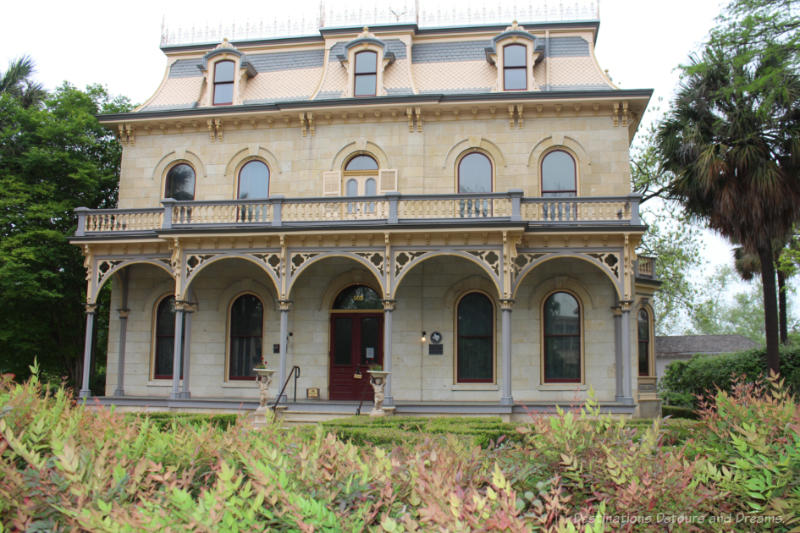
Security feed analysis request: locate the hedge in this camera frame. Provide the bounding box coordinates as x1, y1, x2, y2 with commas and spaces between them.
660, 339, 800, 408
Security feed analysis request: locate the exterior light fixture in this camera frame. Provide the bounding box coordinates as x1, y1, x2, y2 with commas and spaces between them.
421, 331, 427, 343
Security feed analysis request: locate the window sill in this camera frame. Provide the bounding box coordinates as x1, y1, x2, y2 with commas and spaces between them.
451, 383, 499, 391
536, 384, 588, 391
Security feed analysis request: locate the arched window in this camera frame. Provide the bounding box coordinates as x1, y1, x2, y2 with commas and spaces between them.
229, 294, 264, 380
541, 150, 577, 197
638, 308, 652, 376
503, 44, 527, 90
543, 291, 581, 383
333, 285, 382, 310
213, 60, 235, 105
153, 295, 184, 379
345, 154, 379, 172
457, 292, 494, 383
354, 51, 377, 97
458, 152, 492, 217
165, 163, 196, 201
238, 160, 269, 200
458, 152, 492, 193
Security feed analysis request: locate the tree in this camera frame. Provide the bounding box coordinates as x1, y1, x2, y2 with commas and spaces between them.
656, 2, 800, 372
0, 83, 131, 388
0, 56, 46, 108
631, 122, 705, 335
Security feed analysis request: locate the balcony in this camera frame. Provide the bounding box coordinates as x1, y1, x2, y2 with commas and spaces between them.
74, 191, 642, 236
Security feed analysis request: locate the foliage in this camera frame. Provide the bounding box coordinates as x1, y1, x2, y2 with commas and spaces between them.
660, 405, 701, 420
2, 368, 799, 531
655, 0, 800, 373
631, 123, 704, 335
0, 84, 131, 389
660, 340, 800, 407
124, 412, 241, 431
0, 56, 45, 109
686, 265, 799, 342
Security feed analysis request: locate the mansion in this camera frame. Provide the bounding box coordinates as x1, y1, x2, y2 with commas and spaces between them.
73, 15, 660, 418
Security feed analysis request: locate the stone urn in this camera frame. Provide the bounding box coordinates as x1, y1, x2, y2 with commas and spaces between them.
367, 370, 390, 417
253, 368, 276, 411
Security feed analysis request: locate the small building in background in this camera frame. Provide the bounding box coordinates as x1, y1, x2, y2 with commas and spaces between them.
655, 335, 760, 379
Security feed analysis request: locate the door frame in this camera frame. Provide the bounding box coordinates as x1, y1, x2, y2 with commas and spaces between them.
328, 311, 384, 401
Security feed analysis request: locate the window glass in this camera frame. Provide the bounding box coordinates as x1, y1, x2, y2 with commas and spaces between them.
238, 160, 269, 199
542, 150, 576, 196
346, 179, 358, 197
543, 292, 580, 382
354, 51, 377, 96
154, 296, 184, 379
229, 294, 263, 380
333, 285, 382, 310
458, 152, 492, 193
213, 60, 235, 105
165, 163, 195, 201
365, 178, 376, 196
638, 309, 651, 376
503, 44, 527, 90
345, 155, 378, 171
457, 292, 493, 382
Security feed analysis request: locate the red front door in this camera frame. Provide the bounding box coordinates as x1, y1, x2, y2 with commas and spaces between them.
329, 313, 383, 401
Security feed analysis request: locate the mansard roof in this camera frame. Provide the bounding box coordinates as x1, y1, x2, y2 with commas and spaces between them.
134, 20, 630, 113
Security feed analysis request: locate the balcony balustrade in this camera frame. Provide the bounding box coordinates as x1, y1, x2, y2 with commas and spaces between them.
75, 191, 642, 235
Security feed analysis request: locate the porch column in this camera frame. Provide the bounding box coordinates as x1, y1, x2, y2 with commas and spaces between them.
79, 303, 97, 399
180, 303, 195, 399
383, 299, 395, 406
500, 299, 514, 406
278, 300, 291, 403
170, 301, 186, 400
113, 270, 130, 397
619, 301, 634, 404
612, 305, 623, 402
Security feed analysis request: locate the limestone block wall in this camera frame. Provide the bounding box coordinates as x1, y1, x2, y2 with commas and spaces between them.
106, 256, 622, 403
116, 114, 631, 209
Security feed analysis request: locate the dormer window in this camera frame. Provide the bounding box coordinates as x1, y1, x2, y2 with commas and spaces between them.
503, 44, 527, 90
354, 51, 377, 97
213, 60, 235, 105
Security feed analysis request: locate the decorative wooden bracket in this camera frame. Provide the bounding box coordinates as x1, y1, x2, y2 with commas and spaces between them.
507, 104, 524, 128
406, 107, 422, 132
207, 119, 224, 142
298, 112, 315, 136
117, 124, 135, 145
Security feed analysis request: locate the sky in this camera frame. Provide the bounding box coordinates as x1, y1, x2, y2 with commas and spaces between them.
1, 0, 741, 301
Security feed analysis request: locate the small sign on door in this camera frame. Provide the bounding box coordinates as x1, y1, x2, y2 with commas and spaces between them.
365, 347, 375, 359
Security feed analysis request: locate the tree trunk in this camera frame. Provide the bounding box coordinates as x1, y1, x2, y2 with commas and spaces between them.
758, 245, 780, 374
777, 267, 788, 344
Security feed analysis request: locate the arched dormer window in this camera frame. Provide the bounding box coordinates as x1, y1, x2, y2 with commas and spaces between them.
238, 160, 269, 200
228, 294, 264, 380
457, 292, 494, 383
543, 291, 581, 383
503, 44, 527, 90
541, 150, 577, 197
165, 163, 196, 201
213, 60, 235, 105
354, 51, 378, 97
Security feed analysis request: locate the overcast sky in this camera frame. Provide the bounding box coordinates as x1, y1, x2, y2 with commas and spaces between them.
2, 0, 738, 281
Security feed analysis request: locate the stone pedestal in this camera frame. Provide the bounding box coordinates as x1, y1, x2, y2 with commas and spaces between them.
367, 370, 391, 417
254, 368, 276, 415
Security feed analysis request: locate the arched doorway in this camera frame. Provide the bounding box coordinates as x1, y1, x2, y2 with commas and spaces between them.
329, 284, 383, 401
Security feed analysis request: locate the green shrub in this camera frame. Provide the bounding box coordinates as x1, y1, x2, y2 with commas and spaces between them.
660, 341, 800, 407
661, 405, 700, 419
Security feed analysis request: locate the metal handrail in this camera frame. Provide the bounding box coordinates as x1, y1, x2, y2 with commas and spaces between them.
355, 366, 372, 416
271, 365, 300, 410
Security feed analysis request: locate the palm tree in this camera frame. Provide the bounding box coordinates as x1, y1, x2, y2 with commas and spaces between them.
0, 55, 46, 107
656, 44, 800, 373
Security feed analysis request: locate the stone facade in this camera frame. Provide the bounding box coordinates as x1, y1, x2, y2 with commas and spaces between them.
74, 18, 660, 417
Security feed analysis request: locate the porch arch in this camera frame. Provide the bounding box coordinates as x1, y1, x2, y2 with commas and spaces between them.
391, 250, 502, 300
92, 258, 174, 303
181, 253, 281, 301
512, 253, 622, 300
286, 251, 386, 298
